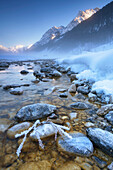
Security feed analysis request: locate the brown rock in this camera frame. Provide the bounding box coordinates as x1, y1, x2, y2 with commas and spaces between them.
18, 160, 51, 170
58, 161, 81, 170
4, 154, 17, 167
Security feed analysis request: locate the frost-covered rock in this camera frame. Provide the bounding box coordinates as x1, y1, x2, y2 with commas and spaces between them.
85, 122, 95, 127
51, 70, 62, 77
10, 88, 23, 95
3, 84, 21, 90
33, 71, 45, 79
105, 111, 113, 125
44, 87, 57, 95
107, 162, 113, 170
75, 93, 86, 100
0, 62, 9, 67
68, 84, 76, 93
15, 103, 57, 121
57, 132, 93, 156
20, 70, 29, 74
30, 124, 55, 140
88, 93, 97, 102
69, 112, 78, 120
59, 92, 68, 98
96, 104, 113, 116
87, 128, 113, 156
70, 102, 92, 110
7, 122, 33, 139
77, 86, 90, 95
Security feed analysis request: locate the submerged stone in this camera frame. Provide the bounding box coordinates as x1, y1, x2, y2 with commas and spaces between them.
57, 132, 93, 157
10, 87, 23, 95
7, 122, 33, 139
70, 101, 92, 110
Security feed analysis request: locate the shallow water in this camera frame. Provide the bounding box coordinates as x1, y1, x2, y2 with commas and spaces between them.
0, 60, 113, 169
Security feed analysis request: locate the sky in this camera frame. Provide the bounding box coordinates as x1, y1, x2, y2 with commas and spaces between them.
0, 0, 112, 47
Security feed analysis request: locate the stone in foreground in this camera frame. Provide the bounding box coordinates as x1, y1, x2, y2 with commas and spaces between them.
58, 161, 81, 170
70, 102, 92, 110
10, 88, 23, 95
96, 104, 113, 116
105, 111, 113, 125
15, 103, 57, 121
30, 124, 55, 140
7, 122, 32, 139
57, 132, 93, 157
87, 128, 113, 157
18, 161, 51, 170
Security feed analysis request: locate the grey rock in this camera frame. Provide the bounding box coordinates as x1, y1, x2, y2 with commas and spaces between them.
10, 88, 23, 95
59, 92, 68, 98
57, 132, 93, 157
75, 93, 86, 100
88, 93, 97, 102
96, 104, 113, 116
51, 70, 62, 77
7, 122, 32, 139
105, 111, 113, 125
77, 86, 90, 95
85, 122, 95, 127
40, 67, 52, 73
0, 62, 9, 67
68, 84, 76, 93
33, 71, 45, 79
15, 103, 57, 121
72, 80, 84, 87
20, 70, 29, 74
3, 84, 21, 90
70, 102, 92, 110
107, 162, 113, 170
87, 127, 113, 156
92, 156, 107, 168
30, 123, 55, 140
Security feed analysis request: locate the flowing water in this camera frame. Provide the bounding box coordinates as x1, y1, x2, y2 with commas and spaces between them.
0, 60, 113, 169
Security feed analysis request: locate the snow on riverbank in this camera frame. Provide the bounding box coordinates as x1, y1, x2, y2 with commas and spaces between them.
57, 47, 113, 98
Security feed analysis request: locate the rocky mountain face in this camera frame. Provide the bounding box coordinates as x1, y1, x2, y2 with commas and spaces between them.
29, 1, 113, 53
29, 8, 99, 51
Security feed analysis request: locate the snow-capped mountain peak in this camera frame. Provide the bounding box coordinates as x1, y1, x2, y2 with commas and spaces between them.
62, 8, 100, 33
33, 26, 65, 47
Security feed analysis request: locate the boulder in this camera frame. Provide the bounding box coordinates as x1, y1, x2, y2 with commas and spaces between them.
3, 84, 21, 90
58, 161, 81, 170
10, 88, 23, 95
77, 86, 90, 95
96, 104, 113, 116
87, 128, 113, 157
70, 102, 92, 110
69, 112, 78, 120
51, 70, 62, 77
0, 62, 9, 67
15, 103, 57, 121
7, 122, 32, 139
104, 111, 113, 125
18, 161, 51, 170
20, 70, 29, 74
30, 123, 55, 140
68, 84, 76, 93
57, 132, 93, 157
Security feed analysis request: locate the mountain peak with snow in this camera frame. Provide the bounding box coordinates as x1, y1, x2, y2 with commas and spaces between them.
30, 8, 99, 50
62, 8, 100, 33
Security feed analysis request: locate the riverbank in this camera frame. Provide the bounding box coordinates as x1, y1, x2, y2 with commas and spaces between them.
0, 60, 113, 169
